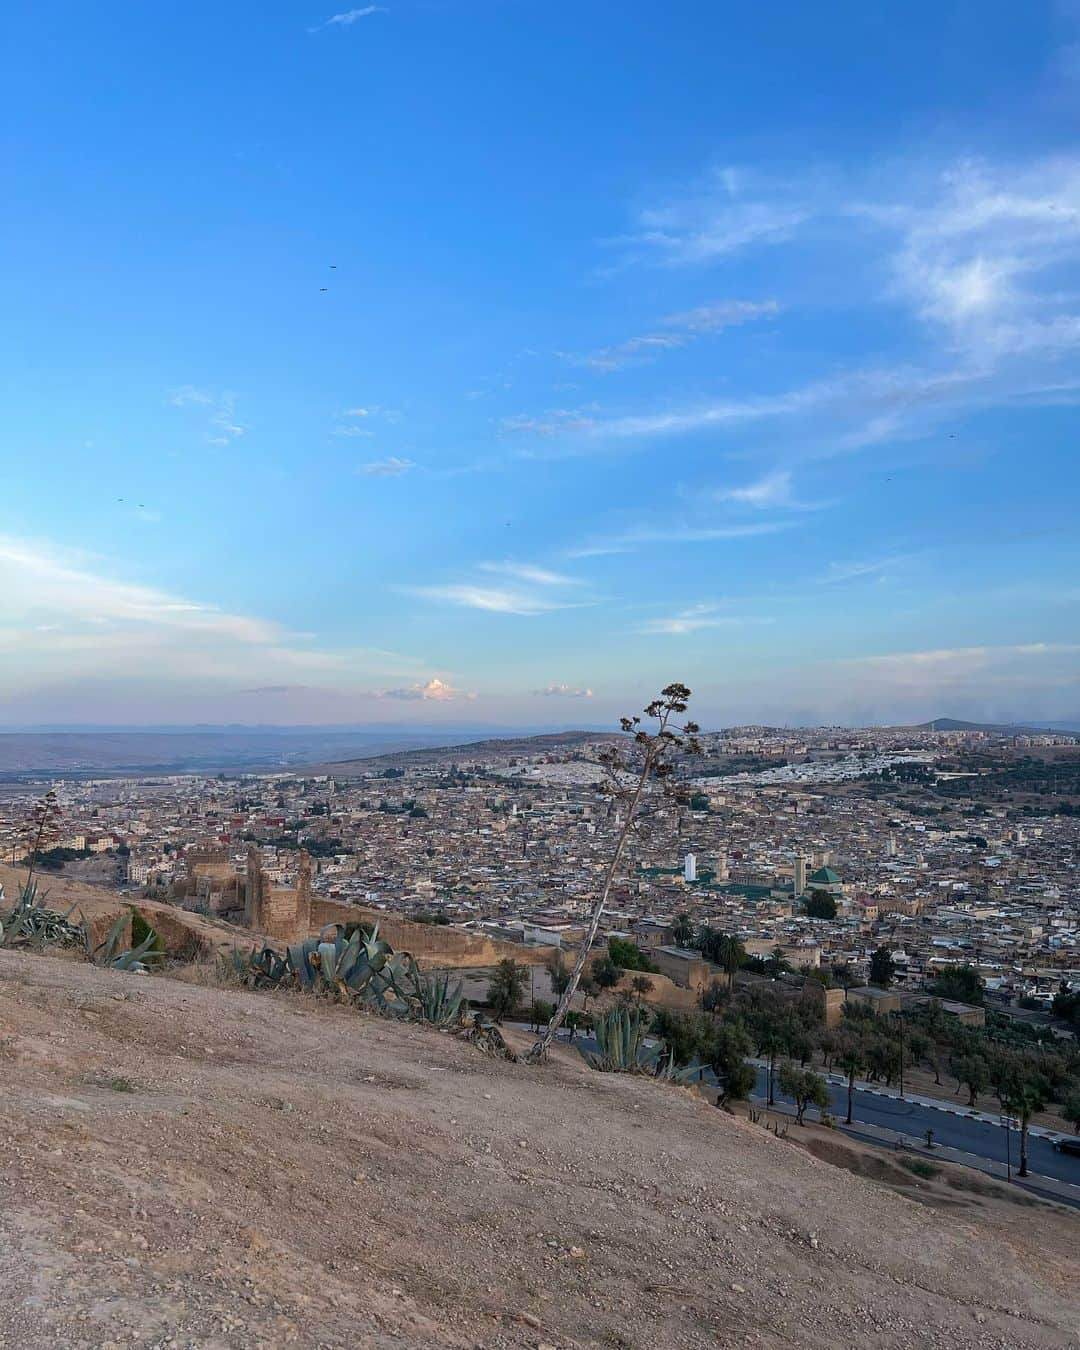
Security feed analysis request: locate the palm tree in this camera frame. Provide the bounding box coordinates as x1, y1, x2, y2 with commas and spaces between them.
671, 912, 694, 947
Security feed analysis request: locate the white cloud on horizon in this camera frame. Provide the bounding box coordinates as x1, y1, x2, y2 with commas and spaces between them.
372, 677, 476, 701
533, 684, 594, 698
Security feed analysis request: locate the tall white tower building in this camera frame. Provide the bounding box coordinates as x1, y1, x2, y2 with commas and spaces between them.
684, 852, 697, 883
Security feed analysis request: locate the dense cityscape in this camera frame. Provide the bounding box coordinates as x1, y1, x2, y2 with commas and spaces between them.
4, 720, 1077, 1013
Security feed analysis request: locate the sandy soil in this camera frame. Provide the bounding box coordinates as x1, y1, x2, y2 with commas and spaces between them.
0, 949, 1078, 1350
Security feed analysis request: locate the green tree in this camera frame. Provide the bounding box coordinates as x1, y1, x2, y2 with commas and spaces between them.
996, 1064, 1047, 1178
869, 946, 896, 988
950, 1054, 990, 1108
630, 974, 653, 1005
486, 959, 526, 1023
671, 912, 695, 947
835, 1032, 866, 1125
547, 951, 572, 999
704, 1021, 756, 1108
700, 979, 729, 1014
607, 937, 658, 973
929, 963, 985, 1006
1062, 1090, 1080, 1134
804, 890, 837, 920
591, 955, 622, 991
529, 998, 555, 1032
778, 1062, 830, 1126
577, 975, 599, 1011
652, 1009, 712, 1069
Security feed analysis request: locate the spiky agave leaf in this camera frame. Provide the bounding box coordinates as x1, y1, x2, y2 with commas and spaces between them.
580, 1005, 652, 1073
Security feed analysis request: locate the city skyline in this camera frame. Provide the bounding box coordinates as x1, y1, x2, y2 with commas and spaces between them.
3, 2, 1079, 727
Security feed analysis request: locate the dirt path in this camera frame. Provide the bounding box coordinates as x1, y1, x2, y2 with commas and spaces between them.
0, 949, 1077, 1349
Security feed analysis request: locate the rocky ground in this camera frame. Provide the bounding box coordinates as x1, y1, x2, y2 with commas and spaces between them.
0, 948, 1078, 1350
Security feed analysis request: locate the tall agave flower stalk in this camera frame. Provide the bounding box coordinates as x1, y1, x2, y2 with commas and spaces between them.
524, 684, 700, 1065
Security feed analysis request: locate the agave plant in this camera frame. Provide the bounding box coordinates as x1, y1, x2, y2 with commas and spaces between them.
579, 1005, 652, 1073
87, 912, 166, 973
580, 1005, 697, 1079
0, 880, 83, 951
394, 957, 467, 1028
286, 922, 410, 1010
226, 944, 289, 988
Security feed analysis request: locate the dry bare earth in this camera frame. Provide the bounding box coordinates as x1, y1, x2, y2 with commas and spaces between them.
0, 953, 1078, 1350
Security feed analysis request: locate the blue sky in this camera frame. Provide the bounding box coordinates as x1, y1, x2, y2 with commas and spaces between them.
2, 0, 1079, 728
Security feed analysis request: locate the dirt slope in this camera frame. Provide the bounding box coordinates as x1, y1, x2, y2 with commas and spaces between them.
0, 950, 1077, 1350
1, 862, 262, 956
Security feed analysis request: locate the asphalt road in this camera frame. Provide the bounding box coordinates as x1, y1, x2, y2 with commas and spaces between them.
557, 1028, 1080, 1190
746, 1065, 1080, 1190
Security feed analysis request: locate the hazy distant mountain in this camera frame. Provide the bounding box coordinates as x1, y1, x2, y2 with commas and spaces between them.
0, 726, 611, 780
0, 729, 489, 779
312, 730, 621, 775
915, 717, 1080, 736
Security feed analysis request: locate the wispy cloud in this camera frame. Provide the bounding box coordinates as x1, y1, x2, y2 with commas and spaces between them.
358, 456, 415, 477
715, 469, 794, 508
567, 520, 792, 558
840, 642, 1080, 692
501, 409, 597, 437
0, 535, 423, 692
407, 562, 590, 616
533, 684, 594, 698
571, 299, 779, 372
239, 685, 315, 695
553, 153, 1080, 465
308, 6, 386, 33
818, 553, 923, 585
634, 604, 774, 636
478, 561, 580, 586
615, 165, 808, 267
170, 385, 247, 445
